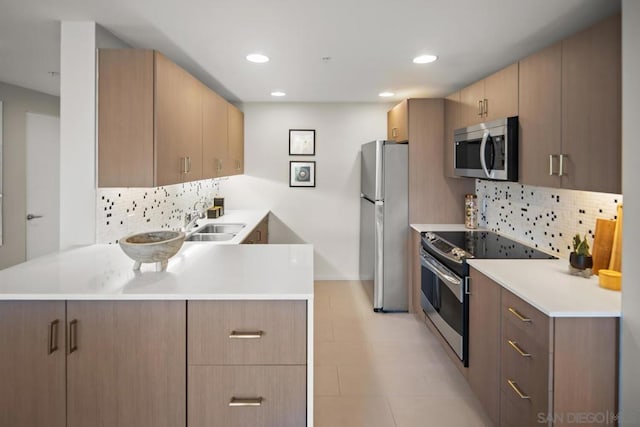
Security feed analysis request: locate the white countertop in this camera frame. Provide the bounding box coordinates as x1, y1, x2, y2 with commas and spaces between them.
0, 209, 314, 300
0, 243, 313, 300
412, 223, 621, 318
410, 224, 481, 233
468, 258, 621, 317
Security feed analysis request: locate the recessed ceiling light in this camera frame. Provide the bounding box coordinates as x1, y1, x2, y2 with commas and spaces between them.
271, 91, 286, 97
246, 53, 269, 63
413, 54, 438, 64
379, 92, 395, 97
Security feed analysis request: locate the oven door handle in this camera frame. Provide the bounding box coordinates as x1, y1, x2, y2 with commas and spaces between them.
480, 130, 491, 178
420, 249, 463, 302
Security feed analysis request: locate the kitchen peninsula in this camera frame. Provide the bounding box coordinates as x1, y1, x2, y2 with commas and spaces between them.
0, 210, 314, 427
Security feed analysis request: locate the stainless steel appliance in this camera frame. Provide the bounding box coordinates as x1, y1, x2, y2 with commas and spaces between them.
454, 116, 518, 181
420, 230, 555, 366
359, 140, 408, 312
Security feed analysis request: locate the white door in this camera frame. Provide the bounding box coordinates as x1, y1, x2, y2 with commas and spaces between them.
26, 113, 60, 260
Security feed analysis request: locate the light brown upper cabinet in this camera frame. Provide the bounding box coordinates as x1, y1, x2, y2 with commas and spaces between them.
226, 103, 245, 176
459, 63, 519, 126
99, 49, 202, 187
387, 99, 473, 224
98, 49, 243, 187
518, 42, 563, 189
387, 99, 408, 142
202, 87, 229, 179
561, 13, 621, 194
155, 52, 203, 186
444, 91, 463, 178
519, 14, 621, 194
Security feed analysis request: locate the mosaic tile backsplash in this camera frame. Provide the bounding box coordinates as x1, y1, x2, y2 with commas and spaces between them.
96, 178, 228, 244
476, 179, 622, 258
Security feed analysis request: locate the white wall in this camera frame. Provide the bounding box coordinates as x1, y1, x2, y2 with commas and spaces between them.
0, 82, 59, 270
59, 22, 128, 249
620, 2, 640, 425
223, 102, 391, 280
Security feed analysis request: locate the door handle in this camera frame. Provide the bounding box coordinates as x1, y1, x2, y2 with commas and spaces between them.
483, 98, 488, 117
559, 154, 567, 177
68, 319, 78, 353
229, 397, 263, 407
48, 319, 60, 354
477, 100, 483, 117
26, 214, 43, 220
549, 154, 559, 176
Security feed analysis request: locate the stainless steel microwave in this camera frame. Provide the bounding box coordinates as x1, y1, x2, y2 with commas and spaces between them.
453, 116, 518, 181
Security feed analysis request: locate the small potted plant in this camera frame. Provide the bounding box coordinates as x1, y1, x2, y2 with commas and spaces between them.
569, 233, 593, 276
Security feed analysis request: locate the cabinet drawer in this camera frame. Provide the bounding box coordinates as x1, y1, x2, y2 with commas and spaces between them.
188, 300, 306, 365
501, 319, 550, 407
502, 290, 551, 348
501, 390, 538, 427
188, 365, 306, 427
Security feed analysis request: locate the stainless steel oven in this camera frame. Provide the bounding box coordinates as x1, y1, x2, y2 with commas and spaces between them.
419, 247, 467, 363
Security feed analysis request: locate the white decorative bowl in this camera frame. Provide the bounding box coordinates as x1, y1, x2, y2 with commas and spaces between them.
119, 231, 185, 271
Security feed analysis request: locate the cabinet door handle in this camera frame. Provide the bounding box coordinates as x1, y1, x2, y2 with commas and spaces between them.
229, 397, 263, 407
549, 154, 558, 176
187, 157, 192, 173
256, 230, 262, 242
68, 319, 78, 353
483, 98, 488, 116
478, 100, 483, 117
48, 319, 60, 354
229, 330, 264, 339
507, 340, 531, 357
180, 157, 187, 174
507, 380, 530, 399
508, 307, 532, 323
559, 154, 567, 177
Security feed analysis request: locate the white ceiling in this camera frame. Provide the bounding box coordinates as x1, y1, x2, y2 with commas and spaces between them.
0, 0, 621, 103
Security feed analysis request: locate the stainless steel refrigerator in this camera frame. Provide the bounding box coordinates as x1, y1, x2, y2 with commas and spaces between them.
359, 140, 408, 312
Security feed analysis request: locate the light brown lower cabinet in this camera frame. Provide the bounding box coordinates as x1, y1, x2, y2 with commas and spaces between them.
67, 300, 186, 427
0, 301, 66, 427
468, 269, 501, 426
187, 300, 308, 427
0, 300, 186, 427
467, 267, 618, 427
188, 365, 306, 427
242, 216, 269, 244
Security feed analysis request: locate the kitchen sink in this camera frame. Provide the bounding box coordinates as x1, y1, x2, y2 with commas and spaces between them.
195, 223, 246, 234
185, 233, 236, 242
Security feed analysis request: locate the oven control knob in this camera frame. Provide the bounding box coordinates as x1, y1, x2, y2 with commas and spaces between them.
424, 232, 436, 241
451, 248, 466, 259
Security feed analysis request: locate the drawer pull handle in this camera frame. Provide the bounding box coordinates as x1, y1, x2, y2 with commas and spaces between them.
508, 340, 531, 357
508, 307, 532, 323
229, 397, 263, 407
229, 330, 264, 339
507, 380, 530, 400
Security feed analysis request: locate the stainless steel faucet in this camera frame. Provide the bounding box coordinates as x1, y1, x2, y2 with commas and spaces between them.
182, 198, 209, 232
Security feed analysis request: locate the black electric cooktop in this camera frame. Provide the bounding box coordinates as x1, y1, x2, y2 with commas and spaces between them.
428, 231, 557, 260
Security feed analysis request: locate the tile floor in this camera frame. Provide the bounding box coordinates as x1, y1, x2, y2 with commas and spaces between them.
314, 280, 494, 427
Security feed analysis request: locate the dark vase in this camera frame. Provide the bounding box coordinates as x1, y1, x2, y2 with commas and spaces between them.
570, 252, 593, 270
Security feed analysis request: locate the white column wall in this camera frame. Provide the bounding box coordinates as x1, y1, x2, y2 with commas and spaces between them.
620, 2, 640, 425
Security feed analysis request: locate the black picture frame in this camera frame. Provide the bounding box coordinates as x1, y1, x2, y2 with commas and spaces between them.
289, 129, 316, 156
289, 161, 316, 187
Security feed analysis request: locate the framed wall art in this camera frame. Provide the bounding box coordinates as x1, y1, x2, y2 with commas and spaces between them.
289, 161, 316, 187
289, 129, 315, 155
